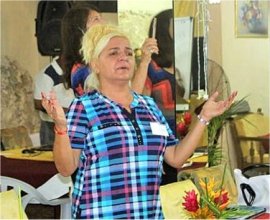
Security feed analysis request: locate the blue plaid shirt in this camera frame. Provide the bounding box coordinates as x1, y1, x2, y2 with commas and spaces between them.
67, 90, 178, 219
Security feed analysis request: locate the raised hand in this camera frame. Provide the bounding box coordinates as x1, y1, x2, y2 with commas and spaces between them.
41, 91, 67, 129
140, 38, 159, 64
199, 91, 238, 121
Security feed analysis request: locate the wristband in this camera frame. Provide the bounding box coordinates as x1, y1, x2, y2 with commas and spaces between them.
54, 126, 67, 135
197, 114, 210, 126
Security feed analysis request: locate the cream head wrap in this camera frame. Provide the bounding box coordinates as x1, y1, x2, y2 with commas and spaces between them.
81, 24, 129, 91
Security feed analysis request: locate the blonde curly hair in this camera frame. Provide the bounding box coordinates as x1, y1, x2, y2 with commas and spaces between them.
81, 24, 129, 91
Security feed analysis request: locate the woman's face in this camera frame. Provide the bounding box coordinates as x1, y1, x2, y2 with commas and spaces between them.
94, 36, 135, 86
86, 10, 103, 29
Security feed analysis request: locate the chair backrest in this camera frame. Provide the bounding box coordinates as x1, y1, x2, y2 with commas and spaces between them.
226, 120, 246, 169
0, 176, 70, 209
178, 164, 238, 204
160, 179, 199, 219
234, 113, 269, 137
232, 113, 269, 167
0, 189, 28, 219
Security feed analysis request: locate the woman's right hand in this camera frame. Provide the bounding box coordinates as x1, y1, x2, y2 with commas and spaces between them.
41, 91, 67, 130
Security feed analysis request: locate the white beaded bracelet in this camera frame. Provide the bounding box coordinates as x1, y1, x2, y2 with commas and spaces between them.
197, 114, 210, 126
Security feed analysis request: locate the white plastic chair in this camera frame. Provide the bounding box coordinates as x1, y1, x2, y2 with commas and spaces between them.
0, 176, 71, 219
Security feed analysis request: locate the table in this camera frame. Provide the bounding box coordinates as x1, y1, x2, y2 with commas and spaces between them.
177, 153, 207, 173
1, 149, 58, 188
2, 149, 208, 189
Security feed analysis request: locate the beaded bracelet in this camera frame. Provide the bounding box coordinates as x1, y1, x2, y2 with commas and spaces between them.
54, 126, 67, 135
197, 114, 210, 126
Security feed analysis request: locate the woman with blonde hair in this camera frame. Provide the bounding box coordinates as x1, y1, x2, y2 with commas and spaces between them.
42, 24, 237, 219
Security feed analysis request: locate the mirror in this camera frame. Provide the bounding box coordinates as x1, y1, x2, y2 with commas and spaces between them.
118, 0, 172, 51
174, 16, 194, 111
174, 1, 232, 102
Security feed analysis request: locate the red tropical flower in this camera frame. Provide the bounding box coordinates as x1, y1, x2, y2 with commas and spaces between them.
177, 121, 188, 136
182, 189, 199, 212
183, 112, 192, 125
214, 190, 229, 210
176, 112, 192, 137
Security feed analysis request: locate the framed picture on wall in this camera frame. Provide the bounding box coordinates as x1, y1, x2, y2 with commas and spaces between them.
235, 0, 268, 38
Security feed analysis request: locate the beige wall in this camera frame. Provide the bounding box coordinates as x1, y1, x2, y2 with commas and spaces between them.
0, 1, 117, 79
220, 0, 270, 115
1, 1, 50, 79
208, 3, 222, 65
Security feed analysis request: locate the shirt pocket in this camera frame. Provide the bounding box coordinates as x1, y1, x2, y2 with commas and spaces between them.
89, 122, 127, 149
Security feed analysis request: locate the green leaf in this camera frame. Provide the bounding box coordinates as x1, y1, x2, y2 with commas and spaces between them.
220, 206, 253, 218
207, 96, 248, 166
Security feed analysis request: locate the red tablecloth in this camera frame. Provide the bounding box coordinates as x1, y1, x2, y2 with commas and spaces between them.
1, 155, 58, 188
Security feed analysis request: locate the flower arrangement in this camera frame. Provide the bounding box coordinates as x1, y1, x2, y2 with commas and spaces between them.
182, 176, 229, 218
182, 165, 252, 219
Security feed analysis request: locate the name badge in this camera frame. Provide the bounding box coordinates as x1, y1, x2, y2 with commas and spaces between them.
150, 122, 169, 137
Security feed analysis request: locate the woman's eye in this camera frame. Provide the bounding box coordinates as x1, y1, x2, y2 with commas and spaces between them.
127, 51, 134, 57
108, 50, 133, 57
109, 51, 118, 56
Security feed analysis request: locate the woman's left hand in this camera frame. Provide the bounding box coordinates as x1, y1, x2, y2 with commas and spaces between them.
200, 91, 238, 121
140, 38, 159, 64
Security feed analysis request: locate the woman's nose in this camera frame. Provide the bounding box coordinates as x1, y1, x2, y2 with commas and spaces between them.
118, 52, 128, 61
